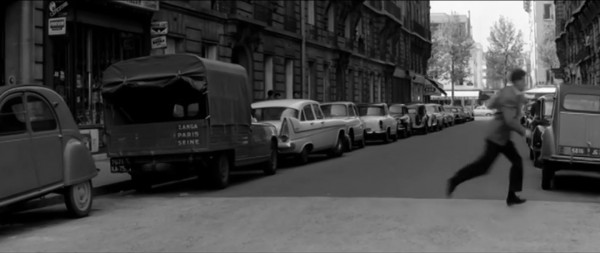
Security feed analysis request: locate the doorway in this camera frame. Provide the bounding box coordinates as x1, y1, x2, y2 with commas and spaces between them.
232, 46, 253, 99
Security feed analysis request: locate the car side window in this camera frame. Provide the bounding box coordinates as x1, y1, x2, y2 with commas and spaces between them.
0, 94, 27, 136
349, 105, 357, 117
302, 105, 315, 121
312, 104, 324, 120
26, 94, 58, 132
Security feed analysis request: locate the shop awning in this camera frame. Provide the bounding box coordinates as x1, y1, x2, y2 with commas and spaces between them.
430, 90, 481, 100
425, 78, 447, 96
411, 73, 427, 85
393, 67, 409, 79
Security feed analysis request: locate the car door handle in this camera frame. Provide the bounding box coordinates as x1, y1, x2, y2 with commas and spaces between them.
321, 121, 325, 125
310, 122, 315, 125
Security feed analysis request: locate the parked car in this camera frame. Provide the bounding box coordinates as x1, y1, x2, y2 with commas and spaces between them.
252, 99, 348, 165
407, 104, 431, 134
320, 102, 366, 150
0, 85, 97, 218
357, 103, 399, 143
442, 105, 458, 126
539, 84, 600, 190
102, 54, 278, 191
425, 103, 445, 131
463, 106, 475, 121
528, 94, 554, 168
389, 103, 412, 138
473, 106, 495, 116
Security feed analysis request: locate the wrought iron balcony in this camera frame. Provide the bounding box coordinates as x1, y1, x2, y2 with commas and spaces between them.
383, 1, 402, 21
412, 20, 429, 40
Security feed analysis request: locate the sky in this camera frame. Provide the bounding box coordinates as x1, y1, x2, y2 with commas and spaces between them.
430, 1, 531, 51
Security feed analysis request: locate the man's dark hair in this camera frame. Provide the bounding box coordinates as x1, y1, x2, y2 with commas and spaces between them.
267, 90, 274, 96
509, 68, 527, 83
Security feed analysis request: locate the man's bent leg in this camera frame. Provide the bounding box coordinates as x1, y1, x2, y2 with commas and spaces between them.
448, 140, 501, 196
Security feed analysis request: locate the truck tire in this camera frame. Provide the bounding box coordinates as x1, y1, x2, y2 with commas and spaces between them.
208, 153, 230, 189
64, 180, 93, 218
297, 146, 310, 165
383, 129, 391, 143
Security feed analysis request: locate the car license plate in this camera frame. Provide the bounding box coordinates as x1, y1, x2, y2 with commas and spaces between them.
110, 158, 130, 173
563, 146, 600, 157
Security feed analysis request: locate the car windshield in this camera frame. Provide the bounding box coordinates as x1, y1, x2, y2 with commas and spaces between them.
358, 106, 385, 116
408, 107, 417, 114
563, 94, 600, 113
426, 106, 435, 113
321, 104, 348, 117
389, 106, 403, 114
252, 107, 299, 121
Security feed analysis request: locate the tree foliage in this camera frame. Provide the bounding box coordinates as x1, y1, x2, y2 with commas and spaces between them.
538, 22, 559, 69
427, 14, 474, 86
486, 16, 526, 86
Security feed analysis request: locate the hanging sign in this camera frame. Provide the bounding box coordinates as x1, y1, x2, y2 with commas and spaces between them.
49, 1, 69, 17
151, 36, 167, 49
48, 17, 67, 36
151, 21, 168, 36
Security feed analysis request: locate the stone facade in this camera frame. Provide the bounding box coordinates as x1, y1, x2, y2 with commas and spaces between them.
155, 0, 432, 103
554, 0, 600, 85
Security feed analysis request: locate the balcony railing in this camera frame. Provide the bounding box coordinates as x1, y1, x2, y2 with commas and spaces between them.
253, 3, 272, 25
383, 1, 402, 21
413, 20, 429, 40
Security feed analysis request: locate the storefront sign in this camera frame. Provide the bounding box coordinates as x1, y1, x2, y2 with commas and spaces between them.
151, 21, 168, 36
49, 1, 69, 17
151, 36, 167, 49
113, 0, 159, 11
48, 17, 67, 36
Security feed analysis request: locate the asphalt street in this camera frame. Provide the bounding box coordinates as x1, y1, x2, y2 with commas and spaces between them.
2, 117, 600, 252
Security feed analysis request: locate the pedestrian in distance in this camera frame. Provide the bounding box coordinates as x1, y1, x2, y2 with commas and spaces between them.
446, 68, 531, 206
266, 90, 274, 100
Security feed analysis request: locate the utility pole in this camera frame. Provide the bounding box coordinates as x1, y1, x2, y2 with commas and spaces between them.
451, 58, 455, 105
300, 0, 306, 99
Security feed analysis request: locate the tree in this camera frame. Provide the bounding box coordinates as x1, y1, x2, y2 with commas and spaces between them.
427, 13, 474, 104
486, 16, 525, 87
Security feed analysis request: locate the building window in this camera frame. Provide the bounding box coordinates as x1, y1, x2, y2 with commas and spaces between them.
264, 55, 274, 99
210, 0, 219, 10
307, 0, 315, 25
285, 59, 294, 98
344, 17, 352, 38
202, 44, 217, 60
327, 5, 335, 32
323, 64, 330, 102
543, 4, 552, 20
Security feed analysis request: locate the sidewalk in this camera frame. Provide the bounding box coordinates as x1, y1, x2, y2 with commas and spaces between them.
3, 197, 600, 252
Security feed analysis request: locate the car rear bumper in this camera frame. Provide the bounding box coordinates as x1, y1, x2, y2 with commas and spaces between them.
544, 155, 600, 171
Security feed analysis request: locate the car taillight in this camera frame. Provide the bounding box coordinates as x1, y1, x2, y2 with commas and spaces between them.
280, 118, 290, 142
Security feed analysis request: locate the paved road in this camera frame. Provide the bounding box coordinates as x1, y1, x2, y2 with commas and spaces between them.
2, 118, 600, 252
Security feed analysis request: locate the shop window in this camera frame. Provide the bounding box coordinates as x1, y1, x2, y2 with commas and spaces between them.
264, 55, 274, 98
26, 95, 58, 132
0, 95, 26, 135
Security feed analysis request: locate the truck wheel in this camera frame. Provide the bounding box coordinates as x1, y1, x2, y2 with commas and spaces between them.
392, 127, 399, 142
209, 153, 230, 189
64, 180, 93, 218
263, 144, 278, 176
297, 146, 310, 165
131, 172, 152, 192
328, 135, 344, 158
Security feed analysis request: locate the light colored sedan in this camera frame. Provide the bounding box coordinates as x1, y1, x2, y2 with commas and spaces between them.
474, 106, 496, 117
357, 103, 399, 143
252, 99, 348, 164
320, 102, 366, 151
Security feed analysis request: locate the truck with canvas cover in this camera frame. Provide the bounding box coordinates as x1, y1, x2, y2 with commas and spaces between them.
101, 54, 278, 190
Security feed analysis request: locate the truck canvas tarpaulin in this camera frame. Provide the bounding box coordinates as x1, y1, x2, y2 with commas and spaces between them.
101, 54, 251, 157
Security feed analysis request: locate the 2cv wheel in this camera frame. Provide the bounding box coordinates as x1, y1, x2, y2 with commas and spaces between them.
64, 180, 93, 218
